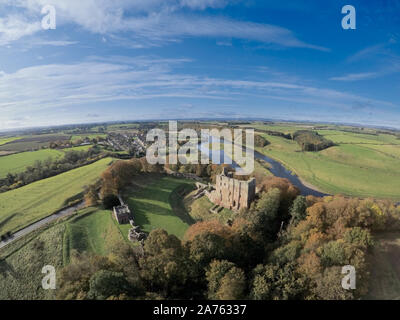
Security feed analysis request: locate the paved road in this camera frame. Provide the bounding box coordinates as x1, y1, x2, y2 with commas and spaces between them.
0, 201, 85, 250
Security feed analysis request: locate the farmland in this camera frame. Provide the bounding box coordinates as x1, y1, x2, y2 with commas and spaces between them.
0, 149, 64, 179
123, 175, 195, 239
0, 137, 23, 146
0, 134, 71, 152
0, 157, 113, 235
70, 134, 107, 142
248, 123, 400, 199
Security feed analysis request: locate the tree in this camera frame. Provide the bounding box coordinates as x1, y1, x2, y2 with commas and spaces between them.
85, 184, 99, 207
88, 270, 133, 300
319, 240, 348, 268
216, 266, 246, 300
57, 253, 116, 300
102, 194, 120, 209
250, 263, 306, 300
139, 229, 195, 298
343, 227, 373, 248
184, 219, 232, 243
311, 266, 353, 300
243, 188, 281, 243
205, 260, 236, 299
290, 196, 307, 225
188, 232, 230, 273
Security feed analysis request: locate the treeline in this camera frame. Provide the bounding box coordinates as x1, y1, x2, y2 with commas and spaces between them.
0, 147, 103, 193
57, 173, 400, 300
98, 157, 164, 199
293, 130, 335, 152
256, 129, 292, 140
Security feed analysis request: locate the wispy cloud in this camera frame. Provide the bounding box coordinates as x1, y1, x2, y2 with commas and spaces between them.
0, 14, 41, 45
0, 0, 328, 50
0, 56, 394, 128
329, 72, 379, 81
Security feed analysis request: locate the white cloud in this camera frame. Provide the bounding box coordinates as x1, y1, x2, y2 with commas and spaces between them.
0, 0, 328, 50
329, 72, 379, 81
0, 56, 394, 128
0, 14, 41, 45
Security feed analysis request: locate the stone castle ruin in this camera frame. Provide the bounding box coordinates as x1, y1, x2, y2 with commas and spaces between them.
207, 168, 256, 211
113, 197, 147, 243
113, 204, 131, 224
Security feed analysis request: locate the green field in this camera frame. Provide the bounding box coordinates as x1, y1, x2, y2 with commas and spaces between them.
253, 127, 400, 199
0, 158, 113, 234
63, 207, 128, 263
123, 175, 195, 239
0, 207, 127, 300
0, 145, 96, 179
185, 194, 235, 224
0, 137, 22, 146
62, 145, 93, 152
71, 134, 107, 142
0, 149, 64, 179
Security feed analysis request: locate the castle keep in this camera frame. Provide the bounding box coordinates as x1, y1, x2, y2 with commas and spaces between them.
208, 168, 256, 211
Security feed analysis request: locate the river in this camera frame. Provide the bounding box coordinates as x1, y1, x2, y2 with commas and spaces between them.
199, 136, 329, 197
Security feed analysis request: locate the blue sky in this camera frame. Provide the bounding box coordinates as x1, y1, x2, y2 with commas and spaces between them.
0, 0, 399, 129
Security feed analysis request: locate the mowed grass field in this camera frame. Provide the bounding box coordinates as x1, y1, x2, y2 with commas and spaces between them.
0, 207, 127, 300
252, 124, 400, 199
0, 157, 113, 235
63, 207, 128, 263
124, 175, 195, 239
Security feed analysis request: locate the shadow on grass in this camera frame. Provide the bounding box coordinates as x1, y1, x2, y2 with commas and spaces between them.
0, 259, 16, 278
0, 213, 18, 234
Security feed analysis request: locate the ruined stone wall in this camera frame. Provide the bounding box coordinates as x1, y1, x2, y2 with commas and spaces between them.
210, 173, 255, 211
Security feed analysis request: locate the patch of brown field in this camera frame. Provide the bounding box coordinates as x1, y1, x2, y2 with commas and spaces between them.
366, 232, 400, 300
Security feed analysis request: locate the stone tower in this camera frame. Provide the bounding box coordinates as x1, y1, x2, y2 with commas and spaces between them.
210, 167, 256, 211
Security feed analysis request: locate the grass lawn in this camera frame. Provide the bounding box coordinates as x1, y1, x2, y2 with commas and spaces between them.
0, 157, 113, 234
123, 175, 195, 239
0, 149, 65, 179
185, 194, 235, 224
366, 232, 400, 300
256, 131, 400, 199
63, 207, 128, 263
